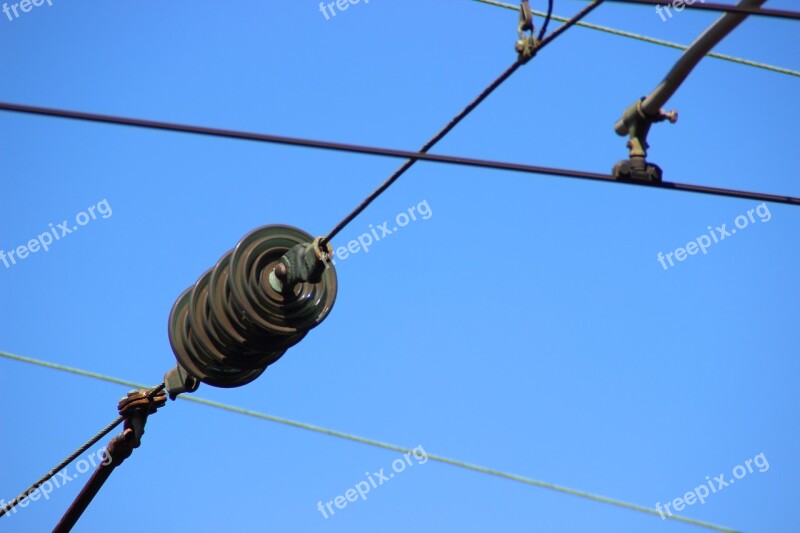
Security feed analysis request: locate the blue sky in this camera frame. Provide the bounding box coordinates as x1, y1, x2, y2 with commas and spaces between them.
1, 1, 798, 532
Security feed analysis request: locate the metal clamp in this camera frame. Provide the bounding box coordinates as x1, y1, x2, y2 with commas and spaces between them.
164, 364, 200, 400
268, 236, 333, 294
613, 97, 678, 182
54, 388, 166, 532
116, 388, 167, 453
515, 1, 538, 63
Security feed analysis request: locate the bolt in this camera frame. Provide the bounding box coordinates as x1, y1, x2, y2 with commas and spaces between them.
274, 263, 287, 280
660, 109, 678, 124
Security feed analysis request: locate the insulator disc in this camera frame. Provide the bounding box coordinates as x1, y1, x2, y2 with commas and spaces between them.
228, 225, 337, 335
168, 286, 267, 388
168, 225, 338, 388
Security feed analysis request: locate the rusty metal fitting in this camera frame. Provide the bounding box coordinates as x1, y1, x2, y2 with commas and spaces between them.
164, 365, 200, 400
515, 1, 538, 63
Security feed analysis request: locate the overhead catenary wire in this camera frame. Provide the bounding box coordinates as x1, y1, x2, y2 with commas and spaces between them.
0, 5, 785, 531
0, 351, 738, 533
321, 0, 605, 244
0, 416, 123, 518
473, 0, 800, 78
596, 0, 800, 20
1, 101, 797, 206
0, 382, 165, 517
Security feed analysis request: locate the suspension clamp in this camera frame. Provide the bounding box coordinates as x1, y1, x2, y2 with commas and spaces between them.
112, 389, 167, 463
53, 388, 167, 531
612, 97, 677, 182
515, 1, 538, 63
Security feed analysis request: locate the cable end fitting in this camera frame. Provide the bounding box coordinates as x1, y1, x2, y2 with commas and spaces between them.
515, 36, 539, 64
267, 237, 333, 295
164, 365, 200, 400
515, 0, 538, 64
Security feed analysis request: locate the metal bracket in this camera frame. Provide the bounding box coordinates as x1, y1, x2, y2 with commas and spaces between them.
613, 97, 677, 182
54, 389, 166, 532
164, 364, 200, 400
114, 389, 167, 457
515, 1, 538, 64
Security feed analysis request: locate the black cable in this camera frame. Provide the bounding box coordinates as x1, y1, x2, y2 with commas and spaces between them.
1, 101, 797, 206
0, 384, 165, 518
322, 61, 519, 244
538, 0, 555, 41
537, 0, 603, 43
0, 5, 605, 247
322, 0, 605, 244
0, 101, 797, 207
0, 416, 124, 518
599, 0, 800, 21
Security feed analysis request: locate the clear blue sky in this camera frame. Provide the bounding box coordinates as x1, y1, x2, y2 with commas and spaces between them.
1, 1, 798, 532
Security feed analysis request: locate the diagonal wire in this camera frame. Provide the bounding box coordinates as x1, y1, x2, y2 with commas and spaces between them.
0, 351, 738, 532
321, 0, 605, 245
473, 0, 800, 77
0, 416, 123, 518
0, 379, 165, 517
0, 3, 774, 530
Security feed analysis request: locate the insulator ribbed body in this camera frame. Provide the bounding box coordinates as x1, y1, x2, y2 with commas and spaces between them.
168, 225, 337, 388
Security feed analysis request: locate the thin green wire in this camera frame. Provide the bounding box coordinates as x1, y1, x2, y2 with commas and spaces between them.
0, 350, 738, 532
474, 0, 800, 78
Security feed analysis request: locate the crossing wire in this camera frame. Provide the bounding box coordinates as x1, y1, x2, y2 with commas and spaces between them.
0, 4, 784, 529
1, 101, 797, 206
0, 351, 738, 532
321, 0, 605, 244
600, 0, 800, 21
473, 0, 800, 78
0, 382, 165, 517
